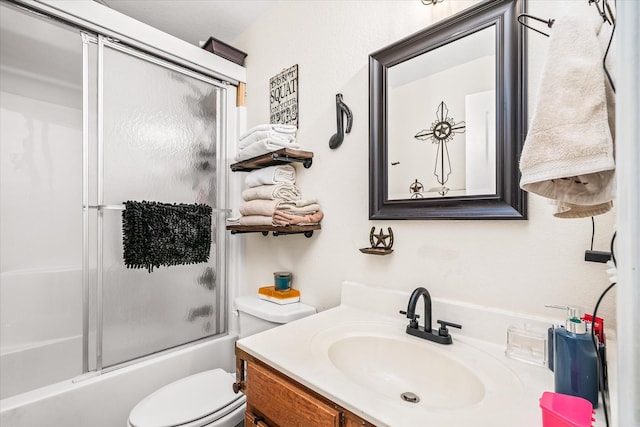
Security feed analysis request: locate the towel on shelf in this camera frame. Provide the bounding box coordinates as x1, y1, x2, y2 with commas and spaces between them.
273, 210, 324, 226
238, 215, 277, 227
519, 15, 615, 218
241, 183, 301, 201
238, 130, 295, 150
122, 201, 212, 273
236, 124, 300, 162
239, 128, 297, 151
276, 199, 320, 216
245, 165, 296, 188
226, 216, 241, 226
235, 138, 301, 162
239, 199, 319, 217
239, 124, 297, 142
239, 199, 280, 217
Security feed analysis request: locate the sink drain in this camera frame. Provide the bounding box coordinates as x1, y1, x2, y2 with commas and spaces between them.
400, 392, 420, 403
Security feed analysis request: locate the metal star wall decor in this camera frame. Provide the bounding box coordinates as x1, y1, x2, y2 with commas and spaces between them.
414, 101, 466, 196
409, 179, 424, 198
359, 227, 394, 255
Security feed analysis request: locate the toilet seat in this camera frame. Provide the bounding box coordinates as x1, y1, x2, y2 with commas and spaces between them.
128, 369, 246, 427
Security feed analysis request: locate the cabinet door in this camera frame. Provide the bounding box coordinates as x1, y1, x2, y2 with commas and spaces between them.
247, 363, 341, 427
246, 411, 271, 426
343, 412, 376, 427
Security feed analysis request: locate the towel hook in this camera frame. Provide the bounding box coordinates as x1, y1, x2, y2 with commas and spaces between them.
589, 0, 614, 25
517, 13, 555, 37
329, 93, 353, 149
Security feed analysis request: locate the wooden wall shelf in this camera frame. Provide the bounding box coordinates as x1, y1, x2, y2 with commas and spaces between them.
359, 248, 393, 255
230, 148, 314, 172
226, 224, 320, 238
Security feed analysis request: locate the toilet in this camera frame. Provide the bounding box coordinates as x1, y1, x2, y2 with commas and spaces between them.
127, 295, 316, 427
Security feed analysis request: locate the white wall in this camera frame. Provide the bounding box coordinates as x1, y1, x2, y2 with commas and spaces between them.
614, 1, 640, 424
231, 1, 616, 326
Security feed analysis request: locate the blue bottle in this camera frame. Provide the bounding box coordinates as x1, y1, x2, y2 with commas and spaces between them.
553, 306, 599, 408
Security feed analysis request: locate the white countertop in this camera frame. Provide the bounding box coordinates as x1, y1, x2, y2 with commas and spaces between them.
237, 281, 609, 427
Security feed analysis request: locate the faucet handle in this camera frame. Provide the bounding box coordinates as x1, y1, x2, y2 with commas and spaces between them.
437, 320, 462, 337
399, 310, 420, 320
399, 310, 420, 329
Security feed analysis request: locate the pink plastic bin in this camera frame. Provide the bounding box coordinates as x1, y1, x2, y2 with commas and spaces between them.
540, 392, 595, 427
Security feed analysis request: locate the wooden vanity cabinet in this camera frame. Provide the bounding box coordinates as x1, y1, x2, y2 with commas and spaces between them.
236, 347, 375, 427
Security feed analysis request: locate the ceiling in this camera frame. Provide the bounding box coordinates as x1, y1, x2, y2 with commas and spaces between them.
99, 0, 277, 46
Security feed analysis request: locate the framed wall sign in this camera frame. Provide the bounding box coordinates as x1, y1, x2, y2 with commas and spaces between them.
270, 64, 298, 127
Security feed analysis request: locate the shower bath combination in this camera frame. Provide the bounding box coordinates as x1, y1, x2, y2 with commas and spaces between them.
0, 1, 238, 423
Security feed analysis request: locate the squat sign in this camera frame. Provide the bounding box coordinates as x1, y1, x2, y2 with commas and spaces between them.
270, 64, 298, 127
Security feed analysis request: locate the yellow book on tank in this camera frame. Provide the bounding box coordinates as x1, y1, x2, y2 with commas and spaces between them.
257, 286, 300, 305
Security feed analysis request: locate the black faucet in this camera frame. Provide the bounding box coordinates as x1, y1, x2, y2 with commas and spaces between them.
399, 287, 462, 345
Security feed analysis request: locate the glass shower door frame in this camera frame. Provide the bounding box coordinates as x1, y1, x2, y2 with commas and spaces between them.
81, 34, 229, 374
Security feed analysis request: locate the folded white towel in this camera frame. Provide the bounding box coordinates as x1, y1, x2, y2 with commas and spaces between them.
239, 124, 297, 141
242, 183, 301, 201
239, 199, 280, 217
239, 199, 319, 217
277, 199, 318, 208
238, 215, 277, 227
519, 15, 615, 218
276, 199, 320, 216
226, 216, 241, 225
277, 202, 320, 216
238, 130, 296, 151
245, 165, 296, 188
235, 138, 302, 162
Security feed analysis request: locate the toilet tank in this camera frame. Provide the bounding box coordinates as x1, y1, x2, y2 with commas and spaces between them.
235, 296, 316, 338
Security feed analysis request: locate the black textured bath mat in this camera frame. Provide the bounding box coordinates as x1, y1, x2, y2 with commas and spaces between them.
122, 201, 212, 273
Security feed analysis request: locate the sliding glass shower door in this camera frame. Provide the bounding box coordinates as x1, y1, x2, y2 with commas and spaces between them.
0, 2, 228, 398
96, 38, 227, 368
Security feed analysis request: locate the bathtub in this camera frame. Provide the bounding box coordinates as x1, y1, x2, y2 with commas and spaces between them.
0, 267, 83, 399
1, 267, 237, 426
0, 334, 237, 427
1, 335, 82, 400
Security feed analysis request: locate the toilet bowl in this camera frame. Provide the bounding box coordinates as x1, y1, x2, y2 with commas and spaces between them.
127, 369, 245, 427
127, 295, 316, 427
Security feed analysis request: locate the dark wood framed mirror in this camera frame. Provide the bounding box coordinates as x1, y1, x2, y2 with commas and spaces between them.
369, 0, 527, 220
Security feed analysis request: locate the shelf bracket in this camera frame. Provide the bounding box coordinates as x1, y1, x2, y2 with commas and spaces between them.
271, 153, 313, 168
272, 230, 314, 238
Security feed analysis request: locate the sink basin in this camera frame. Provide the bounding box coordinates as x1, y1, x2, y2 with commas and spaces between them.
240, 285, 546, 427
311, 320, 521, 412
328, 335, 485, 410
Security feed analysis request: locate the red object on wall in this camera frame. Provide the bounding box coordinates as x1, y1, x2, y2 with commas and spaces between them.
581, 314, 605, 344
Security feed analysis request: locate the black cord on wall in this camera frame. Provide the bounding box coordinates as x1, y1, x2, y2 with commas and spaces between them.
590, 231, 616, 427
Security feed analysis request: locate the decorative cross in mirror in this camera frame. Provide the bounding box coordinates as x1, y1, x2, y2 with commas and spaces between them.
414, 101, 466, 196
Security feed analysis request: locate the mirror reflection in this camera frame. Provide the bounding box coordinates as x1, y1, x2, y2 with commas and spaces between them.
387, 26, 496, 200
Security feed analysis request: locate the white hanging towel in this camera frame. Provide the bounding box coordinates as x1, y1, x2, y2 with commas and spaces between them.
519, 15, 615, 218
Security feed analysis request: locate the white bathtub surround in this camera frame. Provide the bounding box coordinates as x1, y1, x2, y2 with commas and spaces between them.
0, 268, 83, 399
0, 335, 81, 400
237, 281, 613, 427
0, 335, 236, 427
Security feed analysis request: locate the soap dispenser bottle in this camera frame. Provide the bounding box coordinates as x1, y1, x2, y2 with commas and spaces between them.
550, 305, 599, 408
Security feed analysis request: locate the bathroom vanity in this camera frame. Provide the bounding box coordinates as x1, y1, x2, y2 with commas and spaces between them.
236, 347, 373, 426
234, 281, 571, 427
